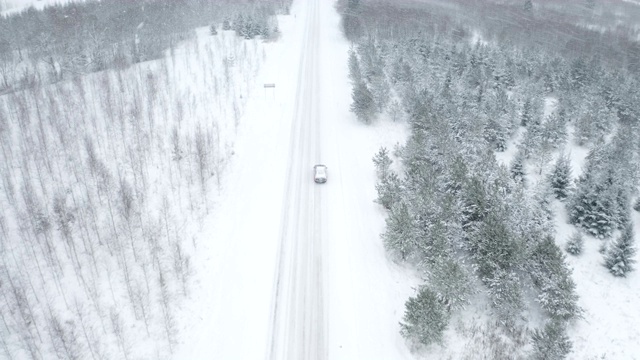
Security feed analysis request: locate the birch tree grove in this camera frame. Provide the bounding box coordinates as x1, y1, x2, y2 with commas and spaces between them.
0, 0, 291, 357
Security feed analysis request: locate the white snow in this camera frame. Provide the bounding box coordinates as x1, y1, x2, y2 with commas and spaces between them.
554, 202, 640, 360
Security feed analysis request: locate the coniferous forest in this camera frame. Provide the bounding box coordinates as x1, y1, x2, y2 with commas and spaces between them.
340, 0, 639, 357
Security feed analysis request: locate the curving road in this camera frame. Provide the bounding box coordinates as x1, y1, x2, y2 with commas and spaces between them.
267, 0, 327, 359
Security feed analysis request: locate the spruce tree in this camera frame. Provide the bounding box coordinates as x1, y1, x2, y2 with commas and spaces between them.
382, 200, 414, 260
531, 319, 572, 360
510, 151, 526, 184
569, 145, 617, 238
260, 24, 271, 39
530, 236, 581, 320
348, 49, 362, 84
222, 17, 231, 31
372, 147, 392, 180
209, 24, 217, 35
485, 269, 524, 326
604, 222, 636, 277
233, 14, 244, 36
427, 257, 472, 312
370, 74, 390, 113
376, 171, 401, 211
400, 287, 449, 346
549, 153, 572, 200
565, 231, 584, 256
542, 111, 568, 149
471, 210, 521, 279
243, 16, 256, 39
521, 98, 533, 126
614, 188, 631, 230
351, 79, 376, 123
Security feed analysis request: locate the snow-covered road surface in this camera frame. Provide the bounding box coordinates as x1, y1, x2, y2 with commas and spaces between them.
268, 0, 327, 358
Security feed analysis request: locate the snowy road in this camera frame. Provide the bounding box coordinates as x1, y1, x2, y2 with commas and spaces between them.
175, 0, 417, 359
268, 0, 328, 359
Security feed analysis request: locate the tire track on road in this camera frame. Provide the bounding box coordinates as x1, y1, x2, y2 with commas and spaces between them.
267, 0, 326, 358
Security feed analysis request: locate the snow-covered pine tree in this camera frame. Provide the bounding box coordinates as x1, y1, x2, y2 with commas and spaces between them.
614, 188, 631, 230
382, 200, 414, 260
510, 150, 526, 184
485, 268, 524, 327
233, 14, 245, 37
533, 181, 555, 221
348, 49, 362, 84
243, 16, 256, 39
342, 0, 363, 41
376, 171, 401, 211
565, 231, 584, 255
573, 95, 615, 146
222, 17, 231, 31
570, 184, 615, 239
388, 100, 404, 122
369, 74, 390, 113
569, 57, 589, 90
461, 176, 490, 233
521, 98, 533, 126
529, 236, 581, 320
400, 286, 449, 346
470, 209, 523, 280
483, 118, 507, 152
604, 222, 636, 277
549, 153, 572, 200
351, 79, 376, 123
260, 23, 271, 39
519, 120, 543, 160
373, 147, 392, 180
542, 110, 568, 149
530, 319, 572, 360
524, 0, 533, 13
569, 145, 617, 238
209, 24, 217, 35
426, 256, 472, 312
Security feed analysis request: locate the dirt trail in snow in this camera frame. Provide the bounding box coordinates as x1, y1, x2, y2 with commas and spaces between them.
267, 0, 327, 359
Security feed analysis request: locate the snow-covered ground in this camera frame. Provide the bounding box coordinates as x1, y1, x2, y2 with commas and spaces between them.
174, 0, 418, 359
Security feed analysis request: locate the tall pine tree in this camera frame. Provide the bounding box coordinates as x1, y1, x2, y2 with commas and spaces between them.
400, 286, 449, 346
351, 79, 376, 123
604, 222, 636, 277
531, 319, 572, 360
549, 153, 572, 200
